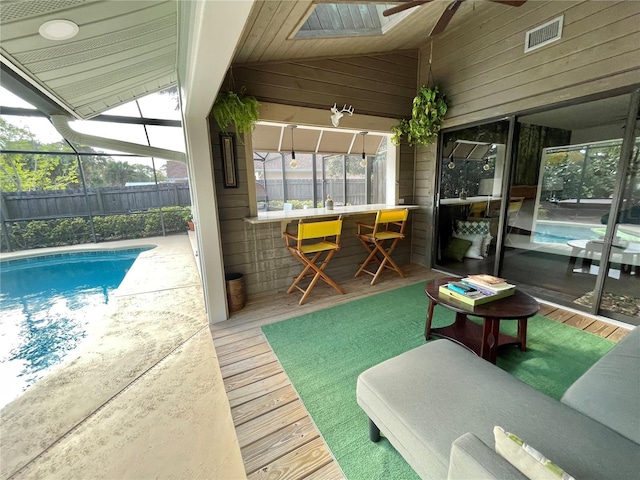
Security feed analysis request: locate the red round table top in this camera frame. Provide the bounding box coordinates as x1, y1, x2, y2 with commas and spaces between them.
425, 276, 540, 319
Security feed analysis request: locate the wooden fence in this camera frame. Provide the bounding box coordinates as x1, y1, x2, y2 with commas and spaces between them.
1, 183, 191, 221
263, 179, 372, 206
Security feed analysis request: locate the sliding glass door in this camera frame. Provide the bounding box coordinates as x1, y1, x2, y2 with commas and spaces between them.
501, 93, 638, 322
435, 90, 640, 325
597, 94, 640, 323
434, 120, 510, 277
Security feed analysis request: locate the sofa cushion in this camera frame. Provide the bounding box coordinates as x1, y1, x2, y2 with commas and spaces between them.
494, 426, 575, 480
356, 339, 640, 480
561, 326, 640, 444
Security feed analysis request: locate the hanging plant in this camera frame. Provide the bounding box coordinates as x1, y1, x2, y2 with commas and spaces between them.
212, 86, 259, 134
391, 85, 448, 146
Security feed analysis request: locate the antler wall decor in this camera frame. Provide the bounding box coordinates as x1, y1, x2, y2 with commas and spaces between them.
330, 103, 354, 127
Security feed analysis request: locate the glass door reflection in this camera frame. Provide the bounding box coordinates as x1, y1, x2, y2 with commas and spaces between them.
500, 94, 639, 314
435, 120, 510, 277
599, 110, 640, 324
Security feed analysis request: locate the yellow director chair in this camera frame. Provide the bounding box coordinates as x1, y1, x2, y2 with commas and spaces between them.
355, 209, 409, 285
284, 216, 345, 305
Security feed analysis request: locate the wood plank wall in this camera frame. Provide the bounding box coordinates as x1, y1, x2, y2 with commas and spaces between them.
212, 52, 419, 300
231, 52, 418, 118
410, 142, 438, 267
412, 0, 640, 268
425, 0, 640, 127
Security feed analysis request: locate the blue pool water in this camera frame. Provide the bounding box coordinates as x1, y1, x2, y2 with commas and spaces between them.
533, 223, 601, 244
0, 248, 150, 407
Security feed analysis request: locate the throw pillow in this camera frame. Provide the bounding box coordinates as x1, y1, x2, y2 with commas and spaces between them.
481, 234, 493, 257
453, 232, 484, 259
443, 238, 472, 262
494, 426, 575, 480
456, 219, 490, 236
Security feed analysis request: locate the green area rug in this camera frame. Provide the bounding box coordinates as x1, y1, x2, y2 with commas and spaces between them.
262, 282, 615, 480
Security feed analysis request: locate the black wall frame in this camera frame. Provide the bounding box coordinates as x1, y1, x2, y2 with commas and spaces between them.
220, 132, 238, 188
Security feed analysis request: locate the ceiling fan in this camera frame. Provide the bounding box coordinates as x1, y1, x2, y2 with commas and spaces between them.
382, 0, 527, 37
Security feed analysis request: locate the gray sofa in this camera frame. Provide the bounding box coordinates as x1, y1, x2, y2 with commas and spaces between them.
356, 326, 640, 479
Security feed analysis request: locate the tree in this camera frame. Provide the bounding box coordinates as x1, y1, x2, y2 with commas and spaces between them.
0, 119, 79, 191
102, 160, 161, 186
0, 117, 166, 190
542, 143, 622, 201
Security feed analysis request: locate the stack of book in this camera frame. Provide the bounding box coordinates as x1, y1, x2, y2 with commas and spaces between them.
439, 274, 516, 306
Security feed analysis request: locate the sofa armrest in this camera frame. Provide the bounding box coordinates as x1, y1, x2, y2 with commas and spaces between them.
448, 433, 528, 480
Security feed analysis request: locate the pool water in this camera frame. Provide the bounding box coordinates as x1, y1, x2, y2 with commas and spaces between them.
0, 248, 150, 407
533, 223, 601, 244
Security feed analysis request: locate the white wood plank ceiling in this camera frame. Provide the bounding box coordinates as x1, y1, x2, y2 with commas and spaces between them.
235, 0, 429, 65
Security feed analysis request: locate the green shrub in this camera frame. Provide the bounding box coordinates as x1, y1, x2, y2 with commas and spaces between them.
4, 206, 192, 251
160, 206, 190, 233
93, 214, 146, 240
9, 221, 51, 249
143, 210, 164, 236
51, 218, 92, 245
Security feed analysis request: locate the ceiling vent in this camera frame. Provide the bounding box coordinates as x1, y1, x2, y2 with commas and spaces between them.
524, 15, 563, 53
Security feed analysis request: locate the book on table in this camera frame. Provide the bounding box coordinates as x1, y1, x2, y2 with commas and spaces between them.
438, 280, 515, 306
466, 274, 506, 285
463, 275, 516, 293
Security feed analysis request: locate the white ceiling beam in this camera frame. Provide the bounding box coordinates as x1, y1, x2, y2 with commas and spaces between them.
51, 115, 186, 162
315, 130, 324, 153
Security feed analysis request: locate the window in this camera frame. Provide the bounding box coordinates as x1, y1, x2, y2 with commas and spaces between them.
252, 122, 392, 212
293, 3, 413, 39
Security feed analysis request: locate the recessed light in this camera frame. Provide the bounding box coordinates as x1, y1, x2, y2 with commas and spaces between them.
39, 19, 79, 41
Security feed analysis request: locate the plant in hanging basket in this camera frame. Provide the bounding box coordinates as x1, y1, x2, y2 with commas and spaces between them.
391, 85, 448, 146
212, 87, 259, 134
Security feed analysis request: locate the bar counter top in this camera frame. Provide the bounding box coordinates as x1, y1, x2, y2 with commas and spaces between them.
243, 203, 419, 225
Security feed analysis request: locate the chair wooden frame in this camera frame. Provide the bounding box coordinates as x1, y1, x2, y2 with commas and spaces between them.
505, 197, 524, 245
355, 209, 409, 285
284, 216, 345, 305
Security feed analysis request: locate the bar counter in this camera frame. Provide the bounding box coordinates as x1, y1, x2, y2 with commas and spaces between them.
243, 203, 419, 226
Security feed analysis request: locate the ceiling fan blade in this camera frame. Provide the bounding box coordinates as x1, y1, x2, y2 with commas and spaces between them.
429, 0, 464, 36
383, 1, 433, 17
490, 0, 527, 6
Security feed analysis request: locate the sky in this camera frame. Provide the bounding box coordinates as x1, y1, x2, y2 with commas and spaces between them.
0, 86, 185, 167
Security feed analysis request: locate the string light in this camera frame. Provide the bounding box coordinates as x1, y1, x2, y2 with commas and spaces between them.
289, 125, 297, 168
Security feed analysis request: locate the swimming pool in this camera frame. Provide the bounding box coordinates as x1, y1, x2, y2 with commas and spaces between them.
0, 248, 151, 407
533, 222, 601, 244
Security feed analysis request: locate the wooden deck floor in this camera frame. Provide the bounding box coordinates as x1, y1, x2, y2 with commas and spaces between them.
210, 265, 630, 480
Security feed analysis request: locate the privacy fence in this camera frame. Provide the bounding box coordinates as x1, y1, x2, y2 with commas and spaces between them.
0, 184, 192, 252
262, 178, 384, 208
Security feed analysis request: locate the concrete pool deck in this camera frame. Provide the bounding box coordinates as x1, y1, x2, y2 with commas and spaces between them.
0, 234, 245, 479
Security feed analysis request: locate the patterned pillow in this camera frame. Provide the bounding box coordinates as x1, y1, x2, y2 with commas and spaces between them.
494, 426, 575, 480
456, 219, 490, 235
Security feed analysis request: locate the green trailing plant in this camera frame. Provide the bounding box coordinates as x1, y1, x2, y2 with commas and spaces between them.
212, 87, 259, 134
391, 85, 448, 146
